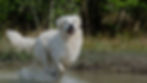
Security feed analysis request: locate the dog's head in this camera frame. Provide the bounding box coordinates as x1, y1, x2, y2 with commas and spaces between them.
56, 15, 81, 36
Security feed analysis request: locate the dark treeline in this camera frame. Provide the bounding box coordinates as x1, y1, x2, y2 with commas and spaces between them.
0, 0, 147, 36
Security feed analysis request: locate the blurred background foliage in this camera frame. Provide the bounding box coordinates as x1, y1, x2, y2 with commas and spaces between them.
0, 0, 147, 72
0, 0, 146, 37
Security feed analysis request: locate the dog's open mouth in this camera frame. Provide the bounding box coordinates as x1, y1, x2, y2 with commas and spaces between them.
67, 25, 74, 35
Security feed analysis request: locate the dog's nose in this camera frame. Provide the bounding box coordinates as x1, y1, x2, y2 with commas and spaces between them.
67, 24, 74, 34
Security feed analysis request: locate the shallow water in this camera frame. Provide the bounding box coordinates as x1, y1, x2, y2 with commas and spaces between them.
0, 70, 147, 83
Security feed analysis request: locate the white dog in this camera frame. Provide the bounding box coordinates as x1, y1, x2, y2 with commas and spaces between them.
33, 15, 83, 72
7, 15, 83, 82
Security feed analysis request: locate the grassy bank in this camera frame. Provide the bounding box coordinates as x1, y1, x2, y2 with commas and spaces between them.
84, 36, 147, 52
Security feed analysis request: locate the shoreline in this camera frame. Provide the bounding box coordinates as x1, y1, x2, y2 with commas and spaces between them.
1, 51, 147, 74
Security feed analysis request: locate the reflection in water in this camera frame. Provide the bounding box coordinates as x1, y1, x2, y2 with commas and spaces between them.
60, 72, 86, 83
1, 70, 147, 83
19, 67, 86, 83
0, 70, 87, 83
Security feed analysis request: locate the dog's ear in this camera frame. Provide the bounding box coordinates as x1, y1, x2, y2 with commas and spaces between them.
74, 15, 82, 26
56, 17, 64, 28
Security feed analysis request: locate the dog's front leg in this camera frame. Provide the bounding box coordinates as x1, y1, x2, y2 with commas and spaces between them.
56, 62, 65, 73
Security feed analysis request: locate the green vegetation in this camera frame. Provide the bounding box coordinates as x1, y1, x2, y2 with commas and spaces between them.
0, 51, 31, 62
0, 0, 146, 36
0, 37, 32, 62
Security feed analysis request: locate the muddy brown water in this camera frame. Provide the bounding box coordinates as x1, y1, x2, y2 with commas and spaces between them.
0, 70, 147, 83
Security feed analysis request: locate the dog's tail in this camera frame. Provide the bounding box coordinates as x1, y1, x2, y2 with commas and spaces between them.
6, 30, 36, 52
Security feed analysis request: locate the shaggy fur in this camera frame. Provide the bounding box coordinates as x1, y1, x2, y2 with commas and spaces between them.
7, 15, 83, 82
34, 15, 83, 72
6, 30, 35, 52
